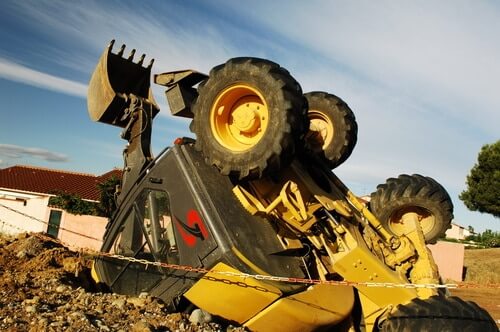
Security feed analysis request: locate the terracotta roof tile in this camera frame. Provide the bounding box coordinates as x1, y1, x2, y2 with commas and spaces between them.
98, 169, 122, 182
0, 165, 122, 201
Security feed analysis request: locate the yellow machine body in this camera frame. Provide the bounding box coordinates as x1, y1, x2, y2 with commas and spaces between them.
85, 42, 482, 332
185, 263, 355, 332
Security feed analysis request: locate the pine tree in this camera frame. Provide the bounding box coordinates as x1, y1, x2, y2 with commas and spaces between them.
460, 140, 500, 218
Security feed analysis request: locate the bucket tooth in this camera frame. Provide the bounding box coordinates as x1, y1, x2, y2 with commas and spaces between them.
138, 54, 145, 66
128, 49, 136, 61
147, 58, 154, 69
117, 44, 126, 57
108, 39, 115, 50
87, 41, 159, 127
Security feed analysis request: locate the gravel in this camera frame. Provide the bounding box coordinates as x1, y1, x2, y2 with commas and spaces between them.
0, 232, 246, 332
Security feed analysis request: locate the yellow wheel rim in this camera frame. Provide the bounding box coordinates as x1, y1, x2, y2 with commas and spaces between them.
210, 84, 269, 152
307, 110, 334, 152
388, 207, 436, 237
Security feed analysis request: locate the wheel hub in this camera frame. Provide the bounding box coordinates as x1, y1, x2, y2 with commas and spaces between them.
389, 207, 435, 236
230, 99, 261, 134
210, 85, 269, 152
307, 110, 334, 151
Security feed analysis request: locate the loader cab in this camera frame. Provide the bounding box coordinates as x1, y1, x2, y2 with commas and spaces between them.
93, 143, 308, 307
93, 146, 217, 305
110, 188, 178, 265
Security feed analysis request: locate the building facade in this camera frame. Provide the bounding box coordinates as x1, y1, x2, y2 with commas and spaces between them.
0, 165, 120, 250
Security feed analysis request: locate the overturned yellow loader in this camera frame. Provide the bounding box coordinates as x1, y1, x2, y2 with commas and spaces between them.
88, 41, 497, 332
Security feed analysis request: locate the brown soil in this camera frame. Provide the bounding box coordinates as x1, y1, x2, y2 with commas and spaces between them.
450, 288, 500, 327
1, 233, 498, 330
450, 248, 500, 327
0, 233, 244, 331
463, 248, 500, 284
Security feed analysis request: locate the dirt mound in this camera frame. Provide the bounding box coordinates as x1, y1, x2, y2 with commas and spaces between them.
0, 233, 244, 331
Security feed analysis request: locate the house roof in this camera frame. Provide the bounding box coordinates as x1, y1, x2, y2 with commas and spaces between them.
0, 165, 121, 201
451, 222, 466, 229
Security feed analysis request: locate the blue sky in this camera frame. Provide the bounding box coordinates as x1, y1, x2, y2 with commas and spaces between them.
0, 0, 498, 232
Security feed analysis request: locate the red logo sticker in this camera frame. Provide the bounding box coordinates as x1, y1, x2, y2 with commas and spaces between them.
174, 209, 209, 247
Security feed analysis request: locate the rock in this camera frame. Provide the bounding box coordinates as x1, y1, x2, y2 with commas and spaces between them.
25, 305, 37, 314
126, 297, 148, 308
138, 292, 149, 298
94, 304, 104, 314
226, 325, 247, 332
55, 285, 67, 293
62, 257, 80, 274
0, 233, 246, 332
37, 318, 49, 327
189, 308, 213, 324
69, 311, 86, 321
111, 298, 126, 310
15, 236, 44, 257
24, 296, 40, 305
16, 250, 27, 259
93, 318, 110, 331
38, 303, 51, 313
50, 321, 64, 327
131, 320, 152, 332
4, 317, 14, 324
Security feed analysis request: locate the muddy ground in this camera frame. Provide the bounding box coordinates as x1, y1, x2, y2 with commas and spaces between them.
0, 233, 245, 332
1, 233, 498, 331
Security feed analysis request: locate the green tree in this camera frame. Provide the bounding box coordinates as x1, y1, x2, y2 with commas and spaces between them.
48, 176, 120, 217
95, 176, 120, 218
460, 140, 500, 218
49, 191, 96, 215
481, 229, 500, 248
466, 229, 500, 248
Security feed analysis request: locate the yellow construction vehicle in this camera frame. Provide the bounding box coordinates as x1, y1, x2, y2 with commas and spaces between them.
88, 41, 496, 331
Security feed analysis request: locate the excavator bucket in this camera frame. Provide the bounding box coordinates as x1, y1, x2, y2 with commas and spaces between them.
87, 40, 159, 128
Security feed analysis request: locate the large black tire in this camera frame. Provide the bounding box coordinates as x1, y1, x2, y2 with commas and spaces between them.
379, 295, 497, 331
191, 57, 308, 179
370, 174, 453, 244
303, 92, 357, 169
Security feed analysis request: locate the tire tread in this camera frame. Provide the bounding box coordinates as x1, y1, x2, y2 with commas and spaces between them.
370, 174, 453, 243
192, 57, 307, 179
380, 295, 497, 332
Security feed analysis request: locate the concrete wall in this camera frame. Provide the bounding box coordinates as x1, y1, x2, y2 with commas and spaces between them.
445, 224, 464, 240
0, 189, 107, 251
57, 213, 108, 251
428, 241, 465, 281
0, 191, 49, 234
445, 223, 472, 240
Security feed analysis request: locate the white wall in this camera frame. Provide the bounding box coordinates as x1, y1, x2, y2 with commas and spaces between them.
0, 189, 108, 251
428, 241, 465, 281
445, 224, 466, 240
0, 190, 49, 234
58, 213, 108, 251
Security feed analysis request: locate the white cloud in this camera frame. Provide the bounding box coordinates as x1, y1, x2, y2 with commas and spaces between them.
217, 1, 498, 182
0, 2, 237, 106
0, 144, 69, 162
8, 1, 233, 73
2, 1, 497, 231
0, 58, 87, 97
226, 1, 500, 137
